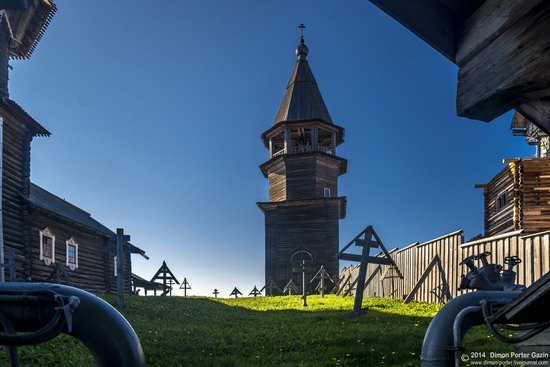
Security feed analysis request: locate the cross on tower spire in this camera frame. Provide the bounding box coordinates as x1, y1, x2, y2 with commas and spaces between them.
298, 23, 306, 42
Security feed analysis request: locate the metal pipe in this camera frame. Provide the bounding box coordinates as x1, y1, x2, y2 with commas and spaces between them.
421, 291, 520, 367
0, 282, 145, 367
453, 306, 481, 367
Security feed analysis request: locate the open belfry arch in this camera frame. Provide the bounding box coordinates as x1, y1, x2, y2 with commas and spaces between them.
257, 26, 347, 294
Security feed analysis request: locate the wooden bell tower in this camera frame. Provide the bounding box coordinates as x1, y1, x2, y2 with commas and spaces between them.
257, 30, 347, 294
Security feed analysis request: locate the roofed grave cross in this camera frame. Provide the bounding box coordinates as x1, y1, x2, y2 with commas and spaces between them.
249, 286, 262, 297
179, 277, 191, 298
263, 278, 281, 296
230, 287, 242, 298
283, 279, 299, 295
212, 289, 219, 298
310, 265, 334, 298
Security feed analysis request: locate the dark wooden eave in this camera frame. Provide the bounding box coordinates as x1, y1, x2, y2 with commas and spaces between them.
0, 97, 50, 136
369, 0, 550, 130
259, 151, 348, 178
6, 0, 57, 59
257, 196, 347, 219
369, 0, 482, 63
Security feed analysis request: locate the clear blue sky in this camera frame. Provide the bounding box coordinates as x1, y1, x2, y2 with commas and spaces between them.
11, 1, 529, 297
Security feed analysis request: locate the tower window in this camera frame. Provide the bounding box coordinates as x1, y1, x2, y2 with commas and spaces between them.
324, 188, 331, 198
495, 192, 507, 212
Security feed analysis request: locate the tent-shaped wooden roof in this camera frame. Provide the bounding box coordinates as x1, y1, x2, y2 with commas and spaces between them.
273, 37, 333, 125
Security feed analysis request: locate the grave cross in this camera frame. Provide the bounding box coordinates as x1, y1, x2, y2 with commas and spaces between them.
293, 260, 314, 306
212, 289, 219, 298
263, 278, 281, 296
179, 277, 191, 298
283, 279, 299, 295
310, 265, 334, 298
230, 287, 242, 298
249, 286, 262, 297
335, 226, 397, 317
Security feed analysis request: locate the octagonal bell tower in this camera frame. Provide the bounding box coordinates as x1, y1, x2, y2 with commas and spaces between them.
257, 33, 347, 294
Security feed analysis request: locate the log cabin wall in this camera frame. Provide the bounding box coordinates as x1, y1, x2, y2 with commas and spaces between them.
29, 209, 131, 294
0, 106, 44, 280
268, 154, 341, 202
482, 164, 516, 236
481, 158, 550, 236
518, 158, 550, 234
264, 200, 340, 293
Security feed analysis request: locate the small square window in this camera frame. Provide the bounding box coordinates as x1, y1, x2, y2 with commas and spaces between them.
324, 188, 331, 198
495, 192, 507, 212
66, 238, 78, 270
39, 228, 55, 265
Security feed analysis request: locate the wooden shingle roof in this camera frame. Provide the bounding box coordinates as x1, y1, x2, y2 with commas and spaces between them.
6, 0, 57, 59
273, 38, 333, 125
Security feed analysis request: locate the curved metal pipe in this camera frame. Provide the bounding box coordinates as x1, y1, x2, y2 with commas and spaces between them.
421, 291, 520, 367
452, 306, 481, 367
0, 283, 145, 367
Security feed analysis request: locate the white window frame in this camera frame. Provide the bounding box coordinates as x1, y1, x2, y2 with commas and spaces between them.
324, 188, 331, 198
113, 256, 117, 276
39, 227, 55, 265
66, 237, 79, 270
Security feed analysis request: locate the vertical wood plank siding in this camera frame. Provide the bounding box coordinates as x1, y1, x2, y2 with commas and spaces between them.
340, 229, 550, 303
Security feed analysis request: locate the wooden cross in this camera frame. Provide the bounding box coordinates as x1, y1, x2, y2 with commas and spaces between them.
335, 226, 396, 317
213, 289, 219, 298
283, 279, 299, 295
263, 278, 281, 296
230, 287, 242, 298
310, 265, 334, 298
179, 277, 191, 298
249, 286, 262, 297
293, 260, 314, 307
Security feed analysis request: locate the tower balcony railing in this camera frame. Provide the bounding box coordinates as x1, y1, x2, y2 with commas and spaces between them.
272, 146, 334, 157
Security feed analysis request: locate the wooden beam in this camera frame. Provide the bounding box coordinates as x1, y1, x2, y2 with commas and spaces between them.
516, 98, 550, 135
403, 255, 439, 304
456, 3, 550, 121
369, 0, 458, 62
456, 0, 546, 67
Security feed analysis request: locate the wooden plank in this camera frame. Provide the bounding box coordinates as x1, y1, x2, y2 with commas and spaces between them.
368, 0, 458, 62
456, 0, 546, 67
403, 255, 439, 304
456, 3, 550, 121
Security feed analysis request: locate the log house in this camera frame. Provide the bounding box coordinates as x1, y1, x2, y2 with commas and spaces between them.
0, 1, 141, 293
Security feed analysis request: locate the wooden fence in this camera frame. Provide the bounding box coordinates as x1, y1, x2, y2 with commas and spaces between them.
337, 229, 550, 303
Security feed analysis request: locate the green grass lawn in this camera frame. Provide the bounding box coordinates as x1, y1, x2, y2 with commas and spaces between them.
0, 295, 514, 366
